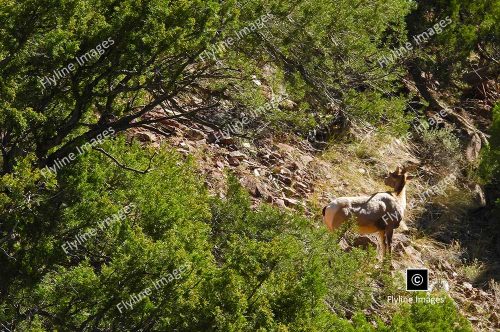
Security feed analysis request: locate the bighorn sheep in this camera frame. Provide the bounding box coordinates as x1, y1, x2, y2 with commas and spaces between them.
322, 166, 415, 259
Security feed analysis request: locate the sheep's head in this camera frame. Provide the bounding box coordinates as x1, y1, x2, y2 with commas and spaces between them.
384, 165, 416, 190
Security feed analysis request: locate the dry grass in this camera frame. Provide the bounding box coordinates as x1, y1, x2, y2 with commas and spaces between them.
460, 258, 486, 281
320, 133, 405, 194
489, 280, 500, 307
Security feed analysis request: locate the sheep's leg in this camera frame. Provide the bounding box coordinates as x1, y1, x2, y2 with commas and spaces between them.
385, 227, 394, 256
377, 230, 386, 261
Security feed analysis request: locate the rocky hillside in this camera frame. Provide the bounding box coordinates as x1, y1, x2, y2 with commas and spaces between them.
129, 102, 500, 330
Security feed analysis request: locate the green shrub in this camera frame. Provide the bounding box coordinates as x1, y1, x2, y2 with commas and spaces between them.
388, 296, 472, 332
415, 122, 461, 173
328, 297, 472, 332
0, 140, 373, 331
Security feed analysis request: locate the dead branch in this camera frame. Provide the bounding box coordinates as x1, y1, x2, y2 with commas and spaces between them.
92, 147, 157, 174
132, 102, 220, 126
138, 124, 174, 138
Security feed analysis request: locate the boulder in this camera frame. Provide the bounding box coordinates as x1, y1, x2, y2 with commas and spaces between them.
352, 235, 378, 249
228, 151, 246, 160
240, 177, 268, 198
184, 128, 205, 140
136, 131, 157, 143
466, 133, 482, 161
274, 198, 286, 208
279, 99, 297, 110
471, 184, 487, 207
219, 137, 237, 146
393, 233, 411, 246
227, 156, 240, 166
283, 197, 299, 207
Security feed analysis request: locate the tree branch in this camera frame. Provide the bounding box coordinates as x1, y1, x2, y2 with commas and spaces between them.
132, 103, 220, 126
92, 147, 157, 174
138, 125, 174, 138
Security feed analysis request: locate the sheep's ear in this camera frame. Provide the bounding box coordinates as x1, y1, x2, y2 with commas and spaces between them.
406, 175, 416, 180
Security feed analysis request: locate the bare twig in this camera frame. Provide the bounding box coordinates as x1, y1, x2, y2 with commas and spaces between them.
132, 102, 220, 126
138, 124, 174, 138
93, 147, 157, 174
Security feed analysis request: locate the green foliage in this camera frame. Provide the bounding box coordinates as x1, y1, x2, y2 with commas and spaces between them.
414, 122, 461, 172
237, 0, 413, 132
0, 0, 418, 174
407, 0, 499, 86
0, 0, 236, 172
479, 103, 500, 186
326, 296, 472, 331
388, 297, 472, 332
0, 140, 366, 330
345, 90, 410, 135
0, 140, 471, 330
